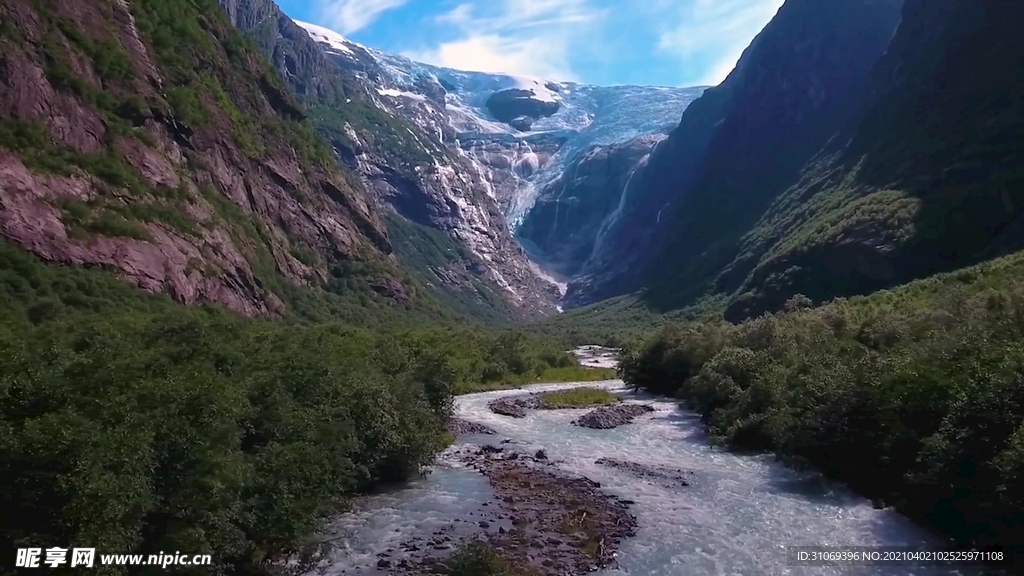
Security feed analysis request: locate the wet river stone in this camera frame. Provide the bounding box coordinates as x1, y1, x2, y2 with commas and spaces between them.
447, 418, 497, 435
365, 444, 637, 575
573, 404, 655, 429
487, 394, 541, 418
595, 457, 696, 487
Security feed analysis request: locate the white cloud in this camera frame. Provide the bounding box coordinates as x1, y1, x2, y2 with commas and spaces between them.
407, 35, 576, 80
316, 0, 408, 34
657, 0, 784, 86
436, 3, 473, 25
307, 0, 784, 86
402, 0, 606, 81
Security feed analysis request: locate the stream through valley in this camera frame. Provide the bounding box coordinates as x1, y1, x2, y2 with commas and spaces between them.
301, 348, 1000, 576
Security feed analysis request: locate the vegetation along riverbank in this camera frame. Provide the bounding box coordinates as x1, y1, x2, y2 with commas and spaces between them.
620, 253, 1024, 562
0, 243, 597, 574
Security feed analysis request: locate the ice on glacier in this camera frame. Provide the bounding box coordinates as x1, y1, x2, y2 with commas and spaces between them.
295, 19, 707, 230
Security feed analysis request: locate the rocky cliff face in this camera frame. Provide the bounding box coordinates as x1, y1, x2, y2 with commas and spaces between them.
517, 133, 667, 280
0, 0, 407, 316
218, 1, 562, 320
563, 0, 904, 309
485, 88, 560, 124
567, 0, 1023, 322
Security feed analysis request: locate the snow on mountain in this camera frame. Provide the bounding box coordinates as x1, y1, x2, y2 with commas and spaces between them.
376, 88, 426, 101
501, 76, 560, 103
294, 21, 706, 228
292, 20, 355, 56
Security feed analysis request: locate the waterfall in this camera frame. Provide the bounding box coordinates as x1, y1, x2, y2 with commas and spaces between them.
583, 166, 638, 270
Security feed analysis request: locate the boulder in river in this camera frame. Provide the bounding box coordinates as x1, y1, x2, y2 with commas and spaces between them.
595, 457, 696, 487
448, 418, 497, 435
573, 404, 655, 429
487, 395, 540, 418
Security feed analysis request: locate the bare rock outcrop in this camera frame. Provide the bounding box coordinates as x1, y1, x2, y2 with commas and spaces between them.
487, 395, 541, 418
573, 404, 655, 429
0, 0, 406, 315
447, 418, 497, 435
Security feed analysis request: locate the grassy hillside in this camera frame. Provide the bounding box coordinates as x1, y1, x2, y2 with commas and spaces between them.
620, 0, 901, 315
622, 250, 1024, 557
386, 215, 524, 325
528, 290, 740, 351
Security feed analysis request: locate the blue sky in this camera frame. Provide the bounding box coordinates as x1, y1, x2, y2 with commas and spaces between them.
275, 0, 785, 87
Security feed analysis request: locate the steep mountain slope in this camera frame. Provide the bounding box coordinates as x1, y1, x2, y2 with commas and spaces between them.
713, 0, 1024, 321
0, 0, 410, 317
562, 0, 904, 309
517, 132, 669, 280
216, 0, 562, 321
637, 0, 1024, 322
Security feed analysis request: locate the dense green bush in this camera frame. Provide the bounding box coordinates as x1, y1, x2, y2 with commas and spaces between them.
0, 310, 449, 575
0, 243, 587, 574
622, 254, 1024, 557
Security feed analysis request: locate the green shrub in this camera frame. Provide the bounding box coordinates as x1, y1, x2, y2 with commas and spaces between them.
0, 294, 450, 575
622, 252, 1024, 556
446, 541, 524, 576
538, 387, 620, 408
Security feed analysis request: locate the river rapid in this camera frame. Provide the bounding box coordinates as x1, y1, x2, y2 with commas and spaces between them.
304, 349, 998, 576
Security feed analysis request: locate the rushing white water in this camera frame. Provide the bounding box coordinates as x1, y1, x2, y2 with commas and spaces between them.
305, 356, 998, 575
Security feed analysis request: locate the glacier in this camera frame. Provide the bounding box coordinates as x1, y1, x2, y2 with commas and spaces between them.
294, 20, 706, 230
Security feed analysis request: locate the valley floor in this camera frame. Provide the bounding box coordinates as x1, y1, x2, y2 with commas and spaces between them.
301, 380, 1007, 576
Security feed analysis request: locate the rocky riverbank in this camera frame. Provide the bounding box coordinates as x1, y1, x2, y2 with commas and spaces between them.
459, 443, 638, 574
574, 404, 655, 429
487, 394, 542, 418
447, 417, 497, 435
341, 443, 637, 575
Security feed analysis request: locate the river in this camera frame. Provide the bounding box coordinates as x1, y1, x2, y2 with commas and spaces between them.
303, 350, 999, 576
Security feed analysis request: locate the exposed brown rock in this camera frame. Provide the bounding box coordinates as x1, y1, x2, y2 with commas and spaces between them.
573, 404, 655, 429
469, 449, 636, 574
487, 395, 541, 418
446, 418, 497, 436
595, 457, 695, 487
0, 0, 407, 315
